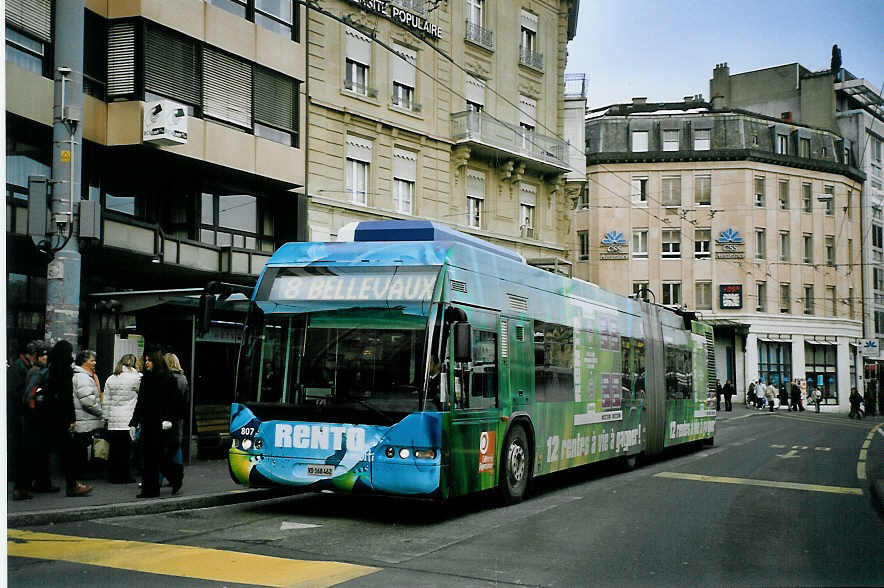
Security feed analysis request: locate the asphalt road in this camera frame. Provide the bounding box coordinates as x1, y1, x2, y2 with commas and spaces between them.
8, 411, 883, 587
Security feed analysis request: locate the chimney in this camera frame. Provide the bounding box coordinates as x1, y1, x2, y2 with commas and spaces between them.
710, 62, 731, 109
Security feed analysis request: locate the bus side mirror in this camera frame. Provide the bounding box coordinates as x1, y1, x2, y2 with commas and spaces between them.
453, 322, 472, 363
198, 293, 215, 334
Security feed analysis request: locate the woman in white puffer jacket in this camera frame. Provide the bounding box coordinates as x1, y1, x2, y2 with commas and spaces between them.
72, 350, 104, 484
102, 354, 141, 483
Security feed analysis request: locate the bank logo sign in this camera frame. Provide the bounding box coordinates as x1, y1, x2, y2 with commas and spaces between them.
600, 230, 628, 260
715, 227, 745, 259
347, 0, 442, 39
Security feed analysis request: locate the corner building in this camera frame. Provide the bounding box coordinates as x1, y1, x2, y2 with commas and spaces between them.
578, 96, 864, 410
6, 0, 306, 410
304, 0, 583, 260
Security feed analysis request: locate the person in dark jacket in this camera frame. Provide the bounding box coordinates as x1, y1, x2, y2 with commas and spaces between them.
8, 341, 39, 500
849, 387, 864, 419
31, 340, 92, 497
722, 380, 735, 412
130, 348, 185, 498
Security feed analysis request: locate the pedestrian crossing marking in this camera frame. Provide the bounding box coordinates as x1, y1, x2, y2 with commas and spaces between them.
654, 472, 863, 496
8, 529, 379, 587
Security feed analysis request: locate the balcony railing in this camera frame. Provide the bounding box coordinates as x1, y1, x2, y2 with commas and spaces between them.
519, 45, 544, 72
392, 97, 422, 112
464, 20, 494, 51
564, 73, 588, 99
343, 80, 378, 98
451, 110, 568, 170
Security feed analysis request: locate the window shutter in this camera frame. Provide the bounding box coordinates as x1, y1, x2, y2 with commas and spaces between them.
391, 43, 416, 87
520, 10, 537, 32
254, 67, 295, 132
202, 47, 252, 128
345, 28, 371, 65
6, 0, 52, 42
392, 148, 417, 182
465, 75, 485, 106
520, 183, 537, 206
106, 22, 137, 97
346, 135, 372, 162
466, 170, 485, 199
144, 25, 200, 105
519, 95, 537, 126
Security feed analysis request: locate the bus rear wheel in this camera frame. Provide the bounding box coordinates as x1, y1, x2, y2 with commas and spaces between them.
499, 424, 530, 505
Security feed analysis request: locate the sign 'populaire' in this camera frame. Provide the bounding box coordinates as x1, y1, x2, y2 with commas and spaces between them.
346, 0, 442, 39
269, 272, 437, 301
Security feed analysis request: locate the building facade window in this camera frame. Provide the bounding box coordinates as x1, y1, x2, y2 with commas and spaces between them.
466, 169, 485, 228
695, 282, 712, 310
694, 229, 711, 258
802, 182, 812, 212
755, 228, 766, 259
661, 176, 681, 207
827, 286, 837, 317
776, 134, 788, 155
345, 28, 372, 96
345, 135, 372, 205
778, 231, 790, 262
754, 176, 765, 207
633, 281, 650, 301
848, 287, 855, 319
392, 147, 417, 214
345, 59, 369, 95
825, 235, 835, 266
799, 137, 811, 158
803, 234, 813, 264
778, 180, 789, 210
823, 185, 835, 215
662, 130, 679, 151
519, 183, 536, 238
758, 341, 792, 390
391, 43, 417, 110
780, 284, 790, 314
6, 25, 46, 75
631, 176, 648, 206
519, 10, 542, 70
805, 343, 838, 404
873, 222, 883, 250
662, 282, 681, 306
578, 185, 589, 209
206, 0, 299, 41
871, 136, 882, 189
631, 130, 648, 152
199, 191, 272, 250
803, 285, 814, 315
632, 229, 648, 258
694, 174, 711, 206
693, 129, 710, 151
393, 179, 414, 214
578, 231, 589, 260
662, 229, 681, 258
756, 281, 766, 312
5, 0, 52, 76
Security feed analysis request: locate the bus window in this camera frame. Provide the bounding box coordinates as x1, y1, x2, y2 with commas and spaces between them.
469, 330, 498, 409
620, 337, 633, 401
534, 320, 574, 403
665, 345, 693, 400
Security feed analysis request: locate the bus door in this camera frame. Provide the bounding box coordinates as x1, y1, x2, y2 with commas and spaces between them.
447, 308, 501, 497
640, 302, 666, 455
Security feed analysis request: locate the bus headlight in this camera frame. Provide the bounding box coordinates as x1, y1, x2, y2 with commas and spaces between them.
414, 449, 436, 460
398, 448, 410, 459
241, 439, 252, 450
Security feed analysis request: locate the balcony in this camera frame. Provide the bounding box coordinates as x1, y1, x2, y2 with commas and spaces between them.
564, 73, 588, 99
464, 20, 494, 51
451, 110, 569, 173
519, 46, 544, 72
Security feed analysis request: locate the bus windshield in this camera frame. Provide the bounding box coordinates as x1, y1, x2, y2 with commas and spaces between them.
236, 306, 438, 424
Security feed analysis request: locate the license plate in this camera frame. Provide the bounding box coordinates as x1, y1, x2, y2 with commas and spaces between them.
307, 464, 334, 477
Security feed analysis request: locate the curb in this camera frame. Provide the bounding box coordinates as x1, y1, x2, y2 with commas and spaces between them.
8, 487, 295, 528
872, 480, 884, 518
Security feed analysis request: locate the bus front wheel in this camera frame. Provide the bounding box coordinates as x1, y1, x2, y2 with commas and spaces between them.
499, 424, 530, 505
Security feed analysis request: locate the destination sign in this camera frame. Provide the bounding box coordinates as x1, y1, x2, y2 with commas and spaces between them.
346, 0, 442, 39
269, 271, 437, 302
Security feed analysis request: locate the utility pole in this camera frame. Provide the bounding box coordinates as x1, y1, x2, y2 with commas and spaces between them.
45, 0, 85, 346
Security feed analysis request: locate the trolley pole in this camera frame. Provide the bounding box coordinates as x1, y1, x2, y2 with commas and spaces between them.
45, 0, 85, 346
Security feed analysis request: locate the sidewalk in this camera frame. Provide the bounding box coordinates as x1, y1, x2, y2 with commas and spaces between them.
7, 458, 290, 527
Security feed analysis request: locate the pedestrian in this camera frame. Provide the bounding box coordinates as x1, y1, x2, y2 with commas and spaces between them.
102, 353, 141, 483
812, 386, 822, 413
778, 383, 789, 411
765, 380, 777, 412
723, 379, 734, 411
130, 348, 185, 498
164, 352, 190, 474
8, 341, 40, 500
715, 380, 722, 411
31, 340, 92, 497
746, 381, 757, 408
848, 387, 863, 419
790, 380, 801, 412
72, 350, 105, 482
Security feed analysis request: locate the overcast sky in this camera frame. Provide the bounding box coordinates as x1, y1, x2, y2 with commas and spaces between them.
565, 0, 884, 109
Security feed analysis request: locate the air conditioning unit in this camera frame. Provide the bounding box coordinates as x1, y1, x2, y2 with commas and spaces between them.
143, 99, 188, 146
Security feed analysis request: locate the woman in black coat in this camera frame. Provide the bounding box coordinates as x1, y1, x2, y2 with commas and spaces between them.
130, 348, 184, 498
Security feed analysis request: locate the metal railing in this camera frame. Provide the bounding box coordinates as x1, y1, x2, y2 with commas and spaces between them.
519, 45, 544, 72
392, 97, 422, 112
564, 73, 588, 99
343, 80, 378, 98
451, 110, 568, 169
464, 20, 493, 51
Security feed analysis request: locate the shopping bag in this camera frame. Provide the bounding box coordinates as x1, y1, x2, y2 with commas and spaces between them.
93, 436, 110, 461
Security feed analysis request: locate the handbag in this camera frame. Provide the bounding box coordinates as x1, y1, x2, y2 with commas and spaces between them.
92, 436, 110, 461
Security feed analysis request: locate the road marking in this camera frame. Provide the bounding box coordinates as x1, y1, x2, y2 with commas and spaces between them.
857, 424, 882, 482
280, 521, 321, 531
654, 472, 863, 495
8, 529, 378, 587
814, 447, 831, 451
776, 449, 800, 459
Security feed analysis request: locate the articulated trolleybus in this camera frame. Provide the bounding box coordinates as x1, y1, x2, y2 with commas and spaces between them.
228, 221, 716, 504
